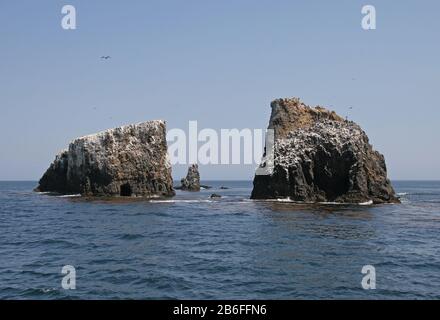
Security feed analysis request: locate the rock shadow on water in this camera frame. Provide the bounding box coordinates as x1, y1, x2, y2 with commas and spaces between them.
256, 200, 377, 220
257, 202, 379, 241
65, 195, 175, 205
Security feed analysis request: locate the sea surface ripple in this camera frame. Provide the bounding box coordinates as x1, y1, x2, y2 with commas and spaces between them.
0, 181, 439, 299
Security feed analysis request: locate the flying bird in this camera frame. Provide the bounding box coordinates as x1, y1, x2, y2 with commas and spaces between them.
100, 56, 111, 60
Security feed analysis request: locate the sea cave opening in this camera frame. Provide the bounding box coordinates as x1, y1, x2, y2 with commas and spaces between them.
120, 183, 132, 197
313, 149, 354, 201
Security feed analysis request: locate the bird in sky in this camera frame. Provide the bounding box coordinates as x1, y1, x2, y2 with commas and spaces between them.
100, 56, 111, 60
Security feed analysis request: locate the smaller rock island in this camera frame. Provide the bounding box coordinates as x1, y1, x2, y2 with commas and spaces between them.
35, 121, 175, 197
180, 164, 201, 191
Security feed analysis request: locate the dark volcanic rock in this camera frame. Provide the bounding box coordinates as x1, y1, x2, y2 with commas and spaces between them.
251, 97, 399, 204
35, 121, 175, 197
180, 164, 201, 191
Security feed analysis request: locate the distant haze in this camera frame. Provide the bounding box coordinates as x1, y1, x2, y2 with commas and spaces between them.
0, 1, 439, 180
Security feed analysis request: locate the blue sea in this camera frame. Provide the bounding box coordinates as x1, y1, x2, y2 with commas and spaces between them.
0, 180, 439, 299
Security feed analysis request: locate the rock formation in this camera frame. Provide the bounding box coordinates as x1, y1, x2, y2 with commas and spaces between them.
35, 121, 175, 197
251, 97, 399, 204
180, 164, 201, 191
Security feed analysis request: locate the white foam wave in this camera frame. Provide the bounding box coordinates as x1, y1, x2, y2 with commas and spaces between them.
57, 194, 82, 198
148, 199, 213, 203
252, 198, 376, 206
276, 197, 292, 202
318, 201, 344, 205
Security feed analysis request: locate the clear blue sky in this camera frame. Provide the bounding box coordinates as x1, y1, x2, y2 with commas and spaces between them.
0, 0, 439, 180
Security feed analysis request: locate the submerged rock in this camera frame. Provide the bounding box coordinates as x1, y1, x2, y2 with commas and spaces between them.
35, 121, 175, 197
180, 164, 201, 191
251, 97, 399, 204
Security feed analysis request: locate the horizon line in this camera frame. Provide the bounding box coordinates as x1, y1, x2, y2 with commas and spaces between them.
1, 179, 440, 182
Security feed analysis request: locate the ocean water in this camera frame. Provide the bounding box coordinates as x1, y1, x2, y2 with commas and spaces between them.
0, 180, 439, 300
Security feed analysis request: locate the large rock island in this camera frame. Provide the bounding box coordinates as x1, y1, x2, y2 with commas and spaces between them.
251, 98, 399, 204
35, 121, 175, 197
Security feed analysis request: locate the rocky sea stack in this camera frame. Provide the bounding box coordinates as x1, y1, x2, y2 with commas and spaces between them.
251, 98, 399, 204
35, 121, 175, 197
180, 164, 201, 191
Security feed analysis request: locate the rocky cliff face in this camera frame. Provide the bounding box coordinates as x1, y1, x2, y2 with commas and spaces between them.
36, 121, 175, 197
251, 98, 399, 204
180, 164, 201, 191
